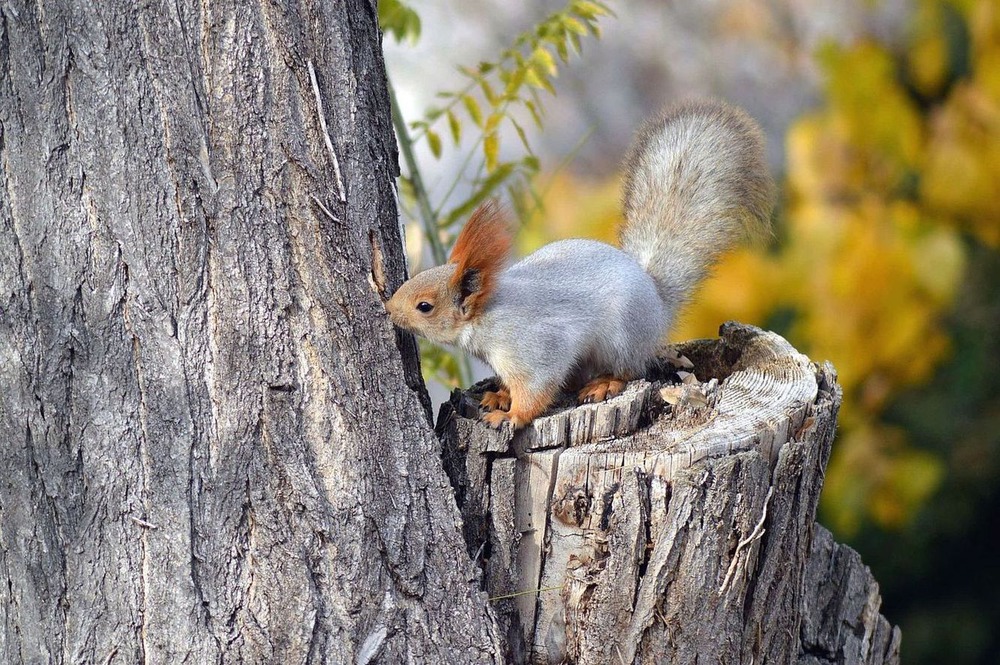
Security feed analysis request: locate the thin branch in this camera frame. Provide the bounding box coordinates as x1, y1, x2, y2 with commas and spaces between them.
488, 584, 564, 602
431, 132, 487, 220
310, 194, 340, 223
131, 516, 159, 530
389, 80, 447, 265
719, 485, 774, 596
520, 124, 595, 222
308, 60, 346, 203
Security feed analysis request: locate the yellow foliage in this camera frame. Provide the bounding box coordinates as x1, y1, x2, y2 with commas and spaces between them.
921, 84, 1000, 245
816, 41, 925, 193
784, 198, 963, 397
518, 172, 621, 252
908, 0, 953, 97
784, 0, 998, 531
823, 422, 944, 534
743, 0, 995, 533
672, 250, 781, 341
912, 0, 1000, 247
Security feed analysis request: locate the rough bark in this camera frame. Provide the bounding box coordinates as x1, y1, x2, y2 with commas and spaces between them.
0, 1, 501, 662
440, 323, 900, 664
798, 526, 902, 665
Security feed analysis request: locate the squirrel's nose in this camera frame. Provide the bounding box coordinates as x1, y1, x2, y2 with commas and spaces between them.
385, 293, 402, 326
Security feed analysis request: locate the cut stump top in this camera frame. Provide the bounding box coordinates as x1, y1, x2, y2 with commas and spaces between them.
444, 321, 832, 473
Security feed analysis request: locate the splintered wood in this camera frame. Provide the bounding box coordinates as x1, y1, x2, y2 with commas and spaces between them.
438, 323, 900, 665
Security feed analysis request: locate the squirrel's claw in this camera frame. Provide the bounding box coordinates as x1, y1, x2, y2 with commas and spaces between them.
480, 388, 511, 412
483, 409, 514, 429
482, 383, 553, 430
578, 376, 628, 404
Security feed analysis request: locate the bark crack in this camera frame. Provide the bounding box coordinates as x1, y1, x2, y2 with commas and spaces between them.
530, 446, 563, 638
631, 470, 654, 613
1, 534, 26, 665
121, 260, 152, 662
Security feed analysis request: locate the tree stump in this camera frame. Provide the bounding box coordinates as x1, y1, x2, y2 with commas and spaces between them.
439, 322, 901, 664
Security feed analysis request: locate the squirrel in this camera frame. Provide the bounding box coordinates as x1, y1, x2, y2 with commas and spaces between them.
386, 100, 775, 429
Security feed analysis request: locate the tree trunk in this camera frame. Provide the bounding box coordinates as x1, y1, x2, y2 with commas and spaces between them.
440, 323, 901, 664
0, 1, 502, 662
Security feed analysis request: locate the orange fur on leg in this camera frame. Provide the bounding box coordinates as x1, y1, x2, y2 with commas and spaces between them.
483, 377, 553, 429
577, 375, 629, 404
480, 384, 511, 412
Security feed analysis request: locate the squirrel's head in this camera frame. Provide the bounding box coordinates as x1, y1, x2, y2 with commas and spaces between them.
386, 200, 513, 345
386, 263, 465, 344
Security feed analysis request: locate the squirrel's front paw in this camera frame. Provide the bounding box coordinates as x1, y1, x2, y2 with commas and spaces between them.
481, 383, 552, 429
483, 409, 511, 429
480, 388, 511, 412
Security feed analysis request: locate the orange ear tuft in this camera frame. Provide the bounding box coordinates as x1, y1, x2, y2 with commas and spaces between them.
449, 200, 513, 317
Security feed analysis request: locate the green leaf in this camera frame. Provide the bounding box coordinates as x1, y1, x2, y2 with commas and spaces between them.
442, 162, 516, 227
572, 0, 609, 20
398, 175, 416, 201
563, 17, 588, 35
503, 67, 527, 96
480, 79, 499, 106
532, 47, 558, 76
378, 0, 422, 45
511, 117, 533, 153
524, 66, 555, 94
405, 10, 422, 41
545, 33, 571, 62
462, 94, 483, 127
529, 86, 544, 109
418, 339, 463, 387
427, 129, 442, 158
525, 99, 543, 127
484, 112, 502, 134
446, 110, 462, 144
484, 132, 500, 171
569, 31, 582, 53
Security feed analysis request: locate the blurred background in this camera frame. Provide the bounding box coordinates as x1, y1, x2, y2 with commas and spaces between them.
382, 1, 1000, 662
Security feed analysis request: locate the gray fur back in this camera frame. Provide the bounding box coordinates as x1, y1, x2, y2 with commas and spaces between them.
619, 100, 774, 308
466, 239, 665, 392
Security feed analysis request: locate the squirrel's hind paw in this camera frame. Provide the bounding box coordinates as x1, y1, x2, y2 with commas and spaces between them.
480, 388, 511, 412
578, 376, 628, 404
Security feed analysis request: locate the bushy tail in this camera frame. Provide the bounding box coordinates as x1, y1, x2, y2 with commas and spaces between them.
619, 100, 774, 310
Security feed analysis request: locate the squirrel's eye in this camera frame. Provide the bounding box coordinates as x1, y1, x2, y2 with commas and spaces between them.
416, 301, 434, 313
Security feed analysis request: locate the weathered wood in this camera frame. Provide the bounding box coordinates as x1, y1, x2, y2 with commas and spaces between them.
440, 322, 900, 664
798, 526, 901, 665
0, 1, 502, 662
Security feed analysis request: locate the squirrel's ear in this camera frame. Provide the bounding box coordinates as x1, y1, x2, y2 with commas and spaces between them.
449, 200, 512, 318
455, 268, 483, 317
